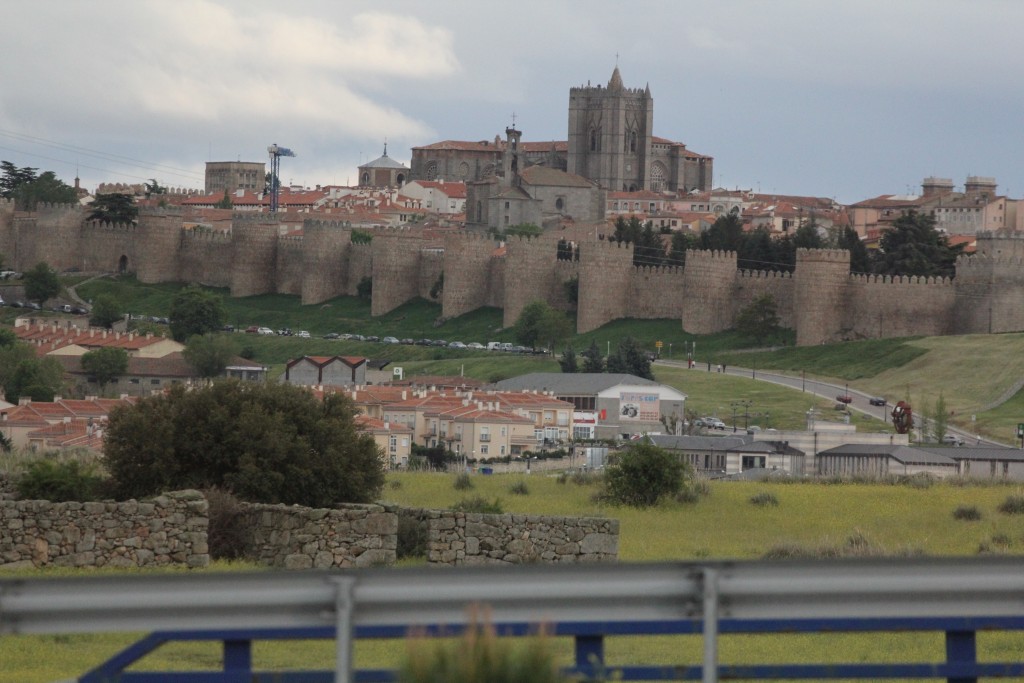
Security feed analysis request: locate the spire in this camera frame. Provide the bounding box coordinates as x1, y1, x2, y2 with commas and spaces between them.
383, 138, 388, 157
608, 66, 623, 91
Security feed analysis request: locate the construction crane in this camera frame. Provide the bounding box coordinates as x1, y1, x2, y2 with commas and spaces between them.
267, 143, 295, 213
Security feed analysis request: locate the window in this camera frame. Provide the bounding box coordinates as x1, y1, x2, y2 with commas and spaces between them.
590, 129, 598, 151
480, 445, 489, 455
480, 427, 490, 442
505, 201, 510, 209
555, 197, 564, 211
500, 426, 506, 436
500, 445, 506, 455
151, 379, 160, 385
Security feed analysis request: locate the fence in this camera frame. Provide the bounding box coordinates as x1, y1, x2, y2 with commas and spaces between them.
2, 557, 1024, 682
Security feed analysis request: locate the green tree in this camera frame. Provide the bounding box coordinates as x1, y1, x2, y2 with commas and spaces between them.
700, 209, 744, 252
668, 230, 697, 268
2, 352, 64, 403
563, 275, 579, 306
213, 189, 233, 209
558, 346, 578, 373
168, 285, 226, 342
603, 440, 690, 508
87, 192, 138, 224
102, 381, 386, 507
23, 262, 61, 305
581, 340, 604, 373
793, 217, 824, 249
836, 225, 872, 273
356, 276, 372, 299
12, 171, 78, 210
503, 223, 542, 238
183, 332, 237, 379
0, 161, 38, 198
80, 347, 129, 392
735, 293, 781, 345
931, 392, 950, 444
512, 300, 572, 351
874, 210, 963, 278
144, 179, 166, 199
88, 293, 123, 329
606, 336, 653, 379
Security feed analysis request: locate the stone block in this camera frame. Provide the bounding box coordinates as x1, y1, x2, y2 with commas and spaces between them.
580, 533, 618, 555
284, 554, 313, 569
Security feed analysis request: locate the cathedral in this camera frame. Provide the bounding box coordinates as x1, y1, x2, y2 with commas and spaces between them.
410, 67, 713, 194
412, 68, 713, 230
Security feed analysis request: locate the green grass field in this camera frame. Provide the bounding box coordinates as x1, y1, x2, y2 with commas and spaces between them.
5, 473, 1024, 682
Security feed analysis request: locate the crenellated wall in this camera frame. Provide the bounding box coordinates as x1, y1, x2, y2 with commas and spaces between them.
178, 229, 233, 287
503, 235, 575, 327
7, 205, 1024, 346
734, 269, 795, 329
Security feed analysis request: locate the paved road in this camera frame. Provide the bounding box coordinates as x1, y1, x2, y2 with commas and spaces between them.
655, 359, 1009, 448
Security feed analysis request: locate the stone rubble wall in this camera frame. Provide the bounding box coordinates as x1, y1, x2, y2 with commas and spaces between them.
401, 507, 619, 566
0, 489, 209, 570
239, 502, 397, 569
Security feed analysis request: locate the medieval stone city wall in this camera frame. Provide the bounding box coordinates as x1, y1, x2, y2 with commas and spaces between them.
301, 220, 352, 304
371, 230, 424, 316
4, 207, 1024, 345
399, 507, 619, 566
346, 242, 373, 296
275, 234, 305, 297
442, 231, 499, 319
680, 249, 739, 334
238, 502, 397, 569
178, 228, 233, 288
0, 489, 209, 570
576, 238, 635, 333
733, 269, 796, 329
78, 221, 139, 275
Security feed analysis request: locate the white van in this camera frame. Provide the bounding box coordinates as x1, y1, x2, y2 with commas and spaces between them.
486, 341, 502, 351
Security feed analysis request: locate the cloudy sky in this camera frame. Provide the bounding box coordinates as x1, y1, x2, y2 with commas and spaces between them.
1, 0, 1021, 203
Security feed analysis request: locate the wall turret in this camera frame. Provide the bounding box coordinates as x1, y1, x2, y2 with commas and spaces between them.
793, 249, 850, 345
230, 214, 279, 297
301, 220, 352, 305
680, 249, 738, 334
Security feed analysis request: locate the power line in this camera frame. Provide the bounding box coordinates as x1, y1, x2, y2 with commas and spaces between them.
0, 129, 204, 184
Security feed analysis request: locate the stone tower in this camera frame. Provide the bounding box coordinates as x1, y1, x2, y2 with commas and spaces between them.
567, 67, 653, 192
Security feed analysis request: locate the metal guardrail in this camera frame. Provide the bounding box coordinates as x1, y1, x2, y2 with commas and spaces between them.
3, 557, 1024, 682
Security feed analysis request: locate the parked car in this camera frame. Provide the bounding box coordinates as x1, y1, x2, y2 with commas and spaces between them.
245, 325, 260, 334
296, 330, 311, 338
257, 327, 275, 335
835, 394, 853, 404
868, 397, 887, 406
942, 434, 965, 447
71, 306, 88, 315
400, 338, 415, 345
448, 341, 467, 349
323, 332, 340, 339
381, 336, 400, 344
467, 342, 485, 349
700, 417, 726, 430
364, 335, 380, 342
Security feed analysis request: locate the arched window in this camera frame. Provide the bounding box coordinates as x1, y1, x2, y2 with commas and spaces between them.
476, 201, 482, 221
361, 172, 370, 185
650, 162, 667, 191
118, 255, 128, 273
630, 131, 638, 153
458, 162, 470, 179
555, 197, 564, 211
396, 173, 405, 186
425, 161, 439, 180
590, 129, 598, 152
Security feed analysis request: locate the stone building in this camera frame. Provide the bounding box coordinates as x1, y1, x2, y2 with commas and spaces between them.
358, 144, 410, 188
205, 161, 266, 195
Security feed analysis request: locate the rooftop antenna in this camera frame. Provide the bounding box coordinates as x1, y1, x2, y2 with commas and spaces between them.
267, 143, 296, 213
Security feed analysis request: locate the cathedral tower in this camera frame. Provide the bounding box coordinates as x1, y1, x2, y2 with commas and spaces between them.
567, 67, 653, 191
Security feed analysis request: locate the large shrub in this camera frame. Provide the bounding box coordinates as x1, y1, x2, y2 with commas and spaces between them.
17, 458, 108, 502
603, 441, 690, 508
103, 381, 386, 507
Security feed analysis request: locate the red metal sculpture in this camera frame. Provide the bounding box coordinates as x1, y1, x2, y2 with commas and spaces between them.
891, 401, 913, 434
